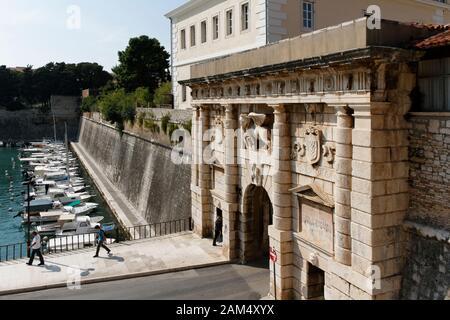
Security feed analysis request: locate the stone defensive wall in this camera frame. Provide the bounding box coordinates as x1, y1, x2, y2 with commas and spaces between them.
0, 95, 80, 143
402, 112, 450, 300
78, 110, 192, 225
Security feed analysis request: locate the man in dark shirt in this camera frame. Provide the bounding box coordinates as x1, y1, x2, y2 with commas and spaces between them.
213, 211, 223, 247
93, 225, 112, 258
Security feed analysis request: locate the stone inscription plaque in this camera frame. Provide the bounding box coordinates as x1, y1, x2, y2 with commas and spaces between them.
299, 200, 334, 255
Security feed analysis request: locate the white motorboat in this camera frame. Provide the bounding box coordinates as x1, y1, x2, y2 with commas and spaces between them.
55, 216, 104, 237
64, 202, 99, 215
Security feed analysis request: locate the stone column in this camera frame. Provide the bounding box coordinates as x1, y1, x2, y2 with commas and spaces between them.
333, 105, 354, 266
222, 104, 239, 260
193, 105, 212, 237
269, 104, 293, 300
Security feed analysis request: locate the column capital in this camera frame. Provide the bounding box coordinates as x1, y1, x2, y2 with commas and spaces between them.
330, 104, 352, 116
268, 104, 287, 114
349, 102, 392, 117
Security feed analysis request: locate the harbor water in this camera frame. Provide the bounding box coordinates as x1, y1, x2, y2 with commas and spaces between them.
0, 146, 119, 250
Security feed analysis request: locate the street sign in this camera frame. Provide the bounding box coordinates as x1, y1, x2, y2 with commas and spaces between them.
269, 247, 277, 263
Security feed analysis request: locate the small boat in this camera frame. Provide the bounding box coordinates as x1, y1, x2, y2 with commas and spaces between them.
64, 202, 99, 215
55, 216, 104, 237
24, 199, 54, 212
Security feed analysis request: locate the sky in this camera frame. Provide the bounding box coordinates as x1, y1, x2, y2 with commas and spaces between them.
0, 0, 186, 71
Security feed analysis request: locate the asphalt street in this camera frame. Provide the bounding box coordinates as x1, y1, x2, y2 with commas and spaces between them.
1, 260, 270, 300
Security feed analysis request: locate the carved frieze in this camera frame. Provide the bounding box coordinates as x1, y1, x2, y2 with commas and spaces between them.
190, 68, 371, 101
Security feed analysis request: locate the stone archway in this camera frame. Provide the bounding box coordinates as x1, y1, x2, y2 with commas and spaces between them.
239, 184, 273, 264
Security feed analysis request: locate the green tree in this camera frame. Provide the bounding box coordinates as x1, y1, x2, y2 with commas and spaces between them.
134, 87, 153, 108
153, 82, 172, 107
112, 36, 170, 94
98, 89, 136, 132
0, 66, 23, 110
81, 96, 98, 113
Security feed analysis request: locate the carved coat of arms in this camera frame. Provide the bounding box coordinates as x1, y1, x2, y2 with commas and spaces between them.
305, 127, 321, 165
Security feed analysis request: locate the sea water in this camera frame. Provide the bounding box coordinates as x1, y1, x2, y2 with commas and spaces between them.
0, 147, 26, 247
0, 147, 119, 250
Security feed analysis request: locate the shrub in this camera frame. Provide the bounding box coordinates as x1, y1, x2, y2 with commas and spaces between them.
161, 113, 171, 134
137, 112, 145, 128
81, 96, 97, 113
167, 123, 179, 139
153, 82, 172, 107
98, 89, 136, 132
182, 119, 192, 135
144, 118, 160, 133
134, 87, 153, 108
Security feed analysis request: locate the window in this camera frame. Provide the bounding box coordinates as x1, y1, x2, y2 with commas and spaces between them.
241, 2, 249, 31
190, 25, 196, 47
201, 20, 207, 43
303, 1, 314, 29
212, 15, 219, 40
226, 9, 233, 36
180, 29, 186, 49
182, 85, 187, 102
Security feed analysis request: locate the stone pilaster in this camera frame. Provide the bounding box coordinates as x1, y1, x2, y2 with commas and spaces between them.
333, 105, 354, 266
222, 104, 239, 260
349, 102, 409, 299
269, 104, 294, 300
194, 105, 212, 237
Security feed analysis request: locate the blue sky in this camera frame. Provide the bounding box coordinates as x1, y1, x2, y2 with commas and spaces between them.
0, 0, 186, 71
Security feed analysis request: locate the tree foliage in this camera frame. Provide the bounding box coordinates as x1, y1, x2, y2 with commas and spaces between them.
153, 82, 172, 107
112, 36, 170, 94
0, 62, 112, 110
134, 87, 153, 108
98, 89, 136, 132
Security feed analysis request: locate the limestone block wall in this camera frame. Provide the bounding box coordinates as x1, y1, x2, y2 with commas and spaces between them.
78, 117, 191, 224
401, 113, 450, 300
401, 232, 450, 300
408, 114, 450, 231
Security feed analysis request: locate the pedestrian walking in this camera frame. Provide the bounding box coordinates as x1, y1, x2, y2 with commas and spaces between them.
27, 231, 45, 266
213, 211, 223, 247
93, 225, 112, 258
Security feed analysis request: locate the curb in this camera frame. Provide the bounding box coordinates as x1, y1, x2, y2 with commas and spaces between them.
0, 260, 230, 297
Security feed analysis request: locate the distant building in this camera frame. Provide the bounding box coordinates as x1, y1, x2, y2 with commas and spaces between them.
166, 0, 450, 109
8, 67, 29, 73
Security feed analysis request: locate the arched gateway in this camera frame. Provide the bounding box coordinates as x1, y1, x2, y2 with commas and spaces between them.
239, 185, 273, 264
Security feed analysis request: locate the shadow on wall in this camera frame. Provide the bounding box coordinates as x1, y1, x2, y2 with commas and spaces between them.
401, 231, 450, 300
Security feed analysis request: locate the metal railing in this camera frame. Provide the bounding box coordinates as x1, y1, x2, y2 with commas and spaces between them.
123, 217, 193, 241
0, 243, 27, 262
0, 217, 193, 262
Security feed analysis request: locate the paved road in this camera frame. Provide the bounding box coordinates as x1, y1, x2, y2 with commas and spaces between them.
1, 262, 270, 300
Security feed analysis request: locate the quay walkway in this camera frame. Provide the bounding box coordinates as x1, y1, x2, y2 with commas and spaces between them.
0, 232, 227, 296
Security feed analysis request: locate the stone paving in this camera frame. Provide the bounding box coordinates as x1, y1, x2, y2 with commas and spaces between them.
0, 232, 227, 295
